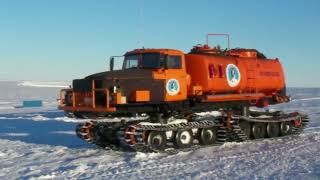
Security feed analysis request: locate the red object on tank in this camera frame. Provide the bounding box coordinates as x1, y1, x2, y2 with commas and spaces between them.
208, 65, 215, 78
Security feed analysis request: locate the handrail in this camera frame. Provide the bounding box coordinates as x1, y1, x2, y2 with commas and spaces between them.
92, 80, 115, 112
105, 88, 110, 111
59, 80, 116, 112
206, 33, 230, 49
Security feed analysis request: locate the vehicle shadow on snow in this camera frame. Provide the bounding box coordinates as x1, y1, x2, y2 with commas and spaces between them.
0, 110, 92, 149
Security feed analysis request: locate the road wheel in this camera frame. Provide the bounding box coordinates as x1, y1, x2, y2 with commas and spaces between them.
252, 122, 266, 139
147, 131, 167, 150
267, 122, 280, 138
174, 130, 193, 148
280, 122, 293, 136
199, 127, 217, 145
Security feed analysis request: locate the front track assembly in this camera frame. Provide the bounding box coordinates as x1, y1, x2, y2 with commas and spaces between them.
75, 110, 309, 153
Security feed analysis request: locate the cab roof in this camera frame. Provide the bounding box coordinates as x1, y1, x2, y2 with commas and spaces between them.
125, 48, 184, 56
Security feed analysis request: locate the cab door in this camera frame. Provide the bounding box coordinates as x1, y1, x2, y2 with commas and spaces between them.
163, 54, 190, 102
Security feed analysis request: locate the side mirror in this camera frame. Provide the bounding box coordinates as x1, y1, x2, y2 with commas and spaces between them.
110, 57, 114, 71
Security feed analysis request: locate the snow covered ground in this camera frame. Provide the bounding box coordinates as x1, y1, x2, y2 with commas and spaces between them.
0, 81, 319, 179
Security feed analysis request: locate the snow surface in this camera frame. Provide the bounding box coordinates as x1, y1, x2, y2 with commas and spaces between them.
0, 81, 319, 179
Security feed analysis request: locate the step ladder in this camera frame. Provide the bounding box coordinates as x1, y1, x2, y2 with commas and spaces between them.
246, 67, 258, 104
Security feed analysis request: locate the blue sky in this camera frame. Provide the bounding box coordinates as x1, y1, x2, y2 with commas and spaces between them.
0, 0, 319, 87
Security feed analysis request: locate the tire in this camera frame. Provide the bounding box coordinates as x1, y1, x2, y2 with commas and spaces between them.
266, 122, 280, 138
239, 120, 252, 139
199, 127, 217, 145
252, 122, 266, 139
174, 130, 194, 148
147, 131, 167, 150
280, 121, 292, 136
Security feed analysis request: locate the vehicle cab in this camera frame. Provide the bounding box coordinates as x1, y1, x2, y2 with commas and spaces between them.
110, 48, 190, 102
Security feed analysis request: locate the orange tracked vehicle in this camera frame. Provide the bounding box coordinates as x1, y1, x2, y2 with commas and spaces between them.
59, 34, 308, 152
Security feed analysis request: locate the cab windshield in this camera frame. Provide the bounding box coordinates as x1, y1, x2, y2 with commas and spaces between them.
123, 53, 163, 69
123, 53, 182, 69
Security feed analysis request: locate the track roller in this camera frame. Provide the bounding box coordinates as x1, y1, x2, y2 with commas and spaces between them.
280, 121, 293, 136
199, 127, 217, 145
252, 122, 266, 139
147, 131, 167, 150
266, 122, 280, 138
174, 130, 194, 148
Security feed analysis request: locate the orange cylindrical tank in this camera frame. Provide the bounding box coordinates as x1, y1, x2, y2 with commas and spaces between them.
184, 53, 285, 96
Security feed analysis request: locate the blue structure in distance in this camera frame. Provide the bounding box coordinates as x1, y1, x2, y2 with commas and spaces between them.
22, 100, 43, 108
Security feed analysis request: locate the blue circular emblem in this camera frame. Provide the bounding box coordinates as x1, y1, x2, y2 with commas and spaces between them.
226, 64, 241, 87
166, 79, 180, 96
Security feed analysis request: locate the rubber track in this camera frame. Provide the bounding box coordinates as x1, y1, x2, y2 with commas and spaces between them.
75, 111, 309, 153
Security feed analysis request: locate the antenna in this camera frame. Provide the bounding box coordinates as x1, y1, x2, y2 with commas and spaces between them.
139, 0, 145, 46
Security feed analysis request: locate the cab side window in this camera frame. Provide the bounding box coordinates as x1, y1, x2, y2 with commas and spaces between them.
166, 55, 182, 69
